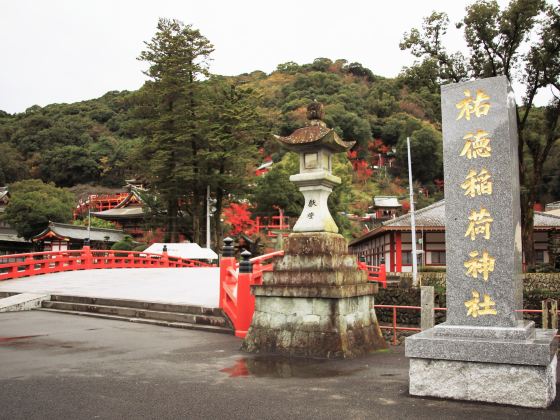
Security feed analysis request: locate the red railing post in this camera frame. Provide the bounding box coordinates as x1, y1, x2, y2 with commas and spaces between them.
24, 254, 34, 277
379, 261, 387, 289
357, 255, 367, 271
392, 306, 398, 345
235, 250, 254, 338
81, 245, 93, 270
219, 238, 236, 311
161, 244, 169, 267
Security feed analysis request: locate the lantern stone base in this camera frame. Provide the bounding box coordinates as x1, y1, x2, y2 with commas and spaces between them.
406, 326, 558, 408
241, 232, 386, 358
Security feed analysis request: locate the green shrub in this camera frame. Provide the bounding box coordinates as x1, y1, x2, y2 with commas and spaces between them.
111, 235, 135, 251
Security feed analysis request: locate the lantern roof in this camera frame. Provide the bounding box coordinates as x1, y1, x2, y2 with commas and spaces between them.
275, 102, 355, 152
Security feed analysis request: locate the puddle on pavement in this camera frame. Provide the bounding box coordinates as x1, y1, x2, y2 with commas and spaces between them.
0, 335, 46, 343
220, 356, 360, 378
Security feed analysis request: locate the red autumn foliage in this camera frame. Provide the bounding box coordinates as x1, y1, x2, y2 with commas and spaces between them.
222, 203, 258, 236
347, 150, 373, 181
368, 138, 390, 155
401, 200, 410, 213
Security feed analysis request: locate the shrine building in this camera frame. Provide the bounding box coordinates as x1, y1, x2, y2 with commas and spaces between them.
368, 195, 402, 223
349, 200, 560, 272
90, 188, 146, 240
32, 222, 126, 251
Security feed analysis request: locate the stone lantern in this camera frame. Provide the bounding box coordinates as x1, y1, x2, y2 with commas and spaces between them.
242, 102, 386, 358
275, 101, 355, 233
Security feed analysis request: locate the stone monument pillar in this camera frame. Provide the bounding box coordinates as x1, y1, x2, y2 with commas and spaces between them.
405, 76, 558, 408
242, 102, 386, 358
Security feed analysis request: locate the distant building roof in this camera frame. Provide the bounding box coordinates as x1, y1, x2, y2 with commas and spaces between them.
546, 201, 560, 211
257, 161, 274, 171
351, 200, 560, 246
92, 207, 144, 220
373, 196, 401, 208
143, 243, 218, 260
92, 189, 146, 220
0, 187, 9, 205
33, 222, 126, 243
545, 201, 560, 217
534, 211, 560, 228
113, 189, 145, 209
383, 200, 446, 228
0, 228, 29, 244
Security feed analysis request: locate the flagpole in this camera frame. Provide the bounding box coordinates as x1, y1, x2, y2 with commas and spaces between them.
407, 137, 418, 286
206, 185, 211, 249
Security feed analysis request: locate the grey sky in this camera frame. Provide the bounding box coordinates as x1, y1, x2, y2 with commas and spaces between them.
0, 0, 549, 114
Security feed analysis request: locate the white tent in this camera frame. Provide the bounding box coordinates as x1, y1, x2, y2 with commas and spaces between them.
144, 243, 218, 260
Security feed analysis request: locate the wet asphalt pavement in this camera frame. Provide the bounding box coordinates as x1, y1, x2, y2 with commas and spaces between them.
0, 311, 559, 419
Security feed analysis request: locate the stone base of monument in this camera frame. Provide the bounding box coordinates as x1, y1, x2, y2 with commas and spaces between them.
406, 322, 558, 408
242, 232, 387, 358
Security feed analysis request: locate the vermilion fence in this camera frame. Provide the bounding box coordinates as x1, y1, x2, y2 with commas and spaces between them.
0, 246, 214, 281
374, 305, 447, 345
375, 304, 560, 345
357, 260, 387, 288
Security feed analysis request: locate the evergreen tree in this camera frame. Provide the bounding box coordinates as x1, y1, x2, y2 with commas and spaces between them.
3, 179, 74, 239
201, 77, 268, 247
400, 0, 560, 267
137, 18, 214, 242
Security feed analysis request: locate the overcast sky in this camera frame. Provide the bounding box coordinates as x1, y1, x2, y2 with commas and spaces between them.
1, 0, 549, 114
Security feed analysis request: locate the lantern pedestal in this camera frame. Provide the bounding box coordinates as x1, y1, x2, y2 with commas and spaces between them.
242, 232, 386, 358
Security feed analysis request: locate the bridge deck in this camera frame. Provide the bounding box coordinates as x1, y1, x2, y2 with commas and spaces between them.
0, 268, 220, 307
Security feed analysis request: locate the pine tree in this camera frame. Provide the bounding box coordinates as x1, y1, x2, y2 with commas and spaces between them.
137, 18, 214, 242
200, 77, 268, 247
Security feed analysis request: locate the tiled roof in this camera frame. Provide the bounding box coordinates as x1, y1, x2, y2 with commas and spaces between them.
0, 188, 8, 203
350, 199, 560, 246
534, 211, 560, 227
33, 222, 126, 242
373, 196, 401, 208
383, 200, 446, 228
275, 121, 355, 152
92, 207, 144, 219
0, 228, 28, 244
144, 243, 218, 260
545, 201, 560, 211
257, 161, 274, 170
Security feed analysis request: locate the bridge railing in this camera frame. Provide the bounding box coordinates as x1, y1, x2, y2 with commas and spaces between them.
0, 246, 214, 281
219, 237, 285, 338
218, 239, 390, 337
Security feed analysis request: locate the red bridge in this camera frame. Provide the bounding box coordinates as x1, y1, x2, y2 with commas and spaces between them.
0, 241, 386, 337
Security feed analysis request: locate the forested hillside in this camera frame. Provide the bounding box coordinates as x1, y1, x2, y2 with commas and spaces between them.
0, 56, 451, 239
1, 2, 558, 249
0, 55, 558, 239
0, 57, 447, 188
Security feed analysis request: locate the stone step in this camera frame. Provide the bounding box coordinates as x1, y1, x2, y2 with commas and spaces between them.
37, 308, 233, 334
41, 300, 229, 328
49, 294, 223, 317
